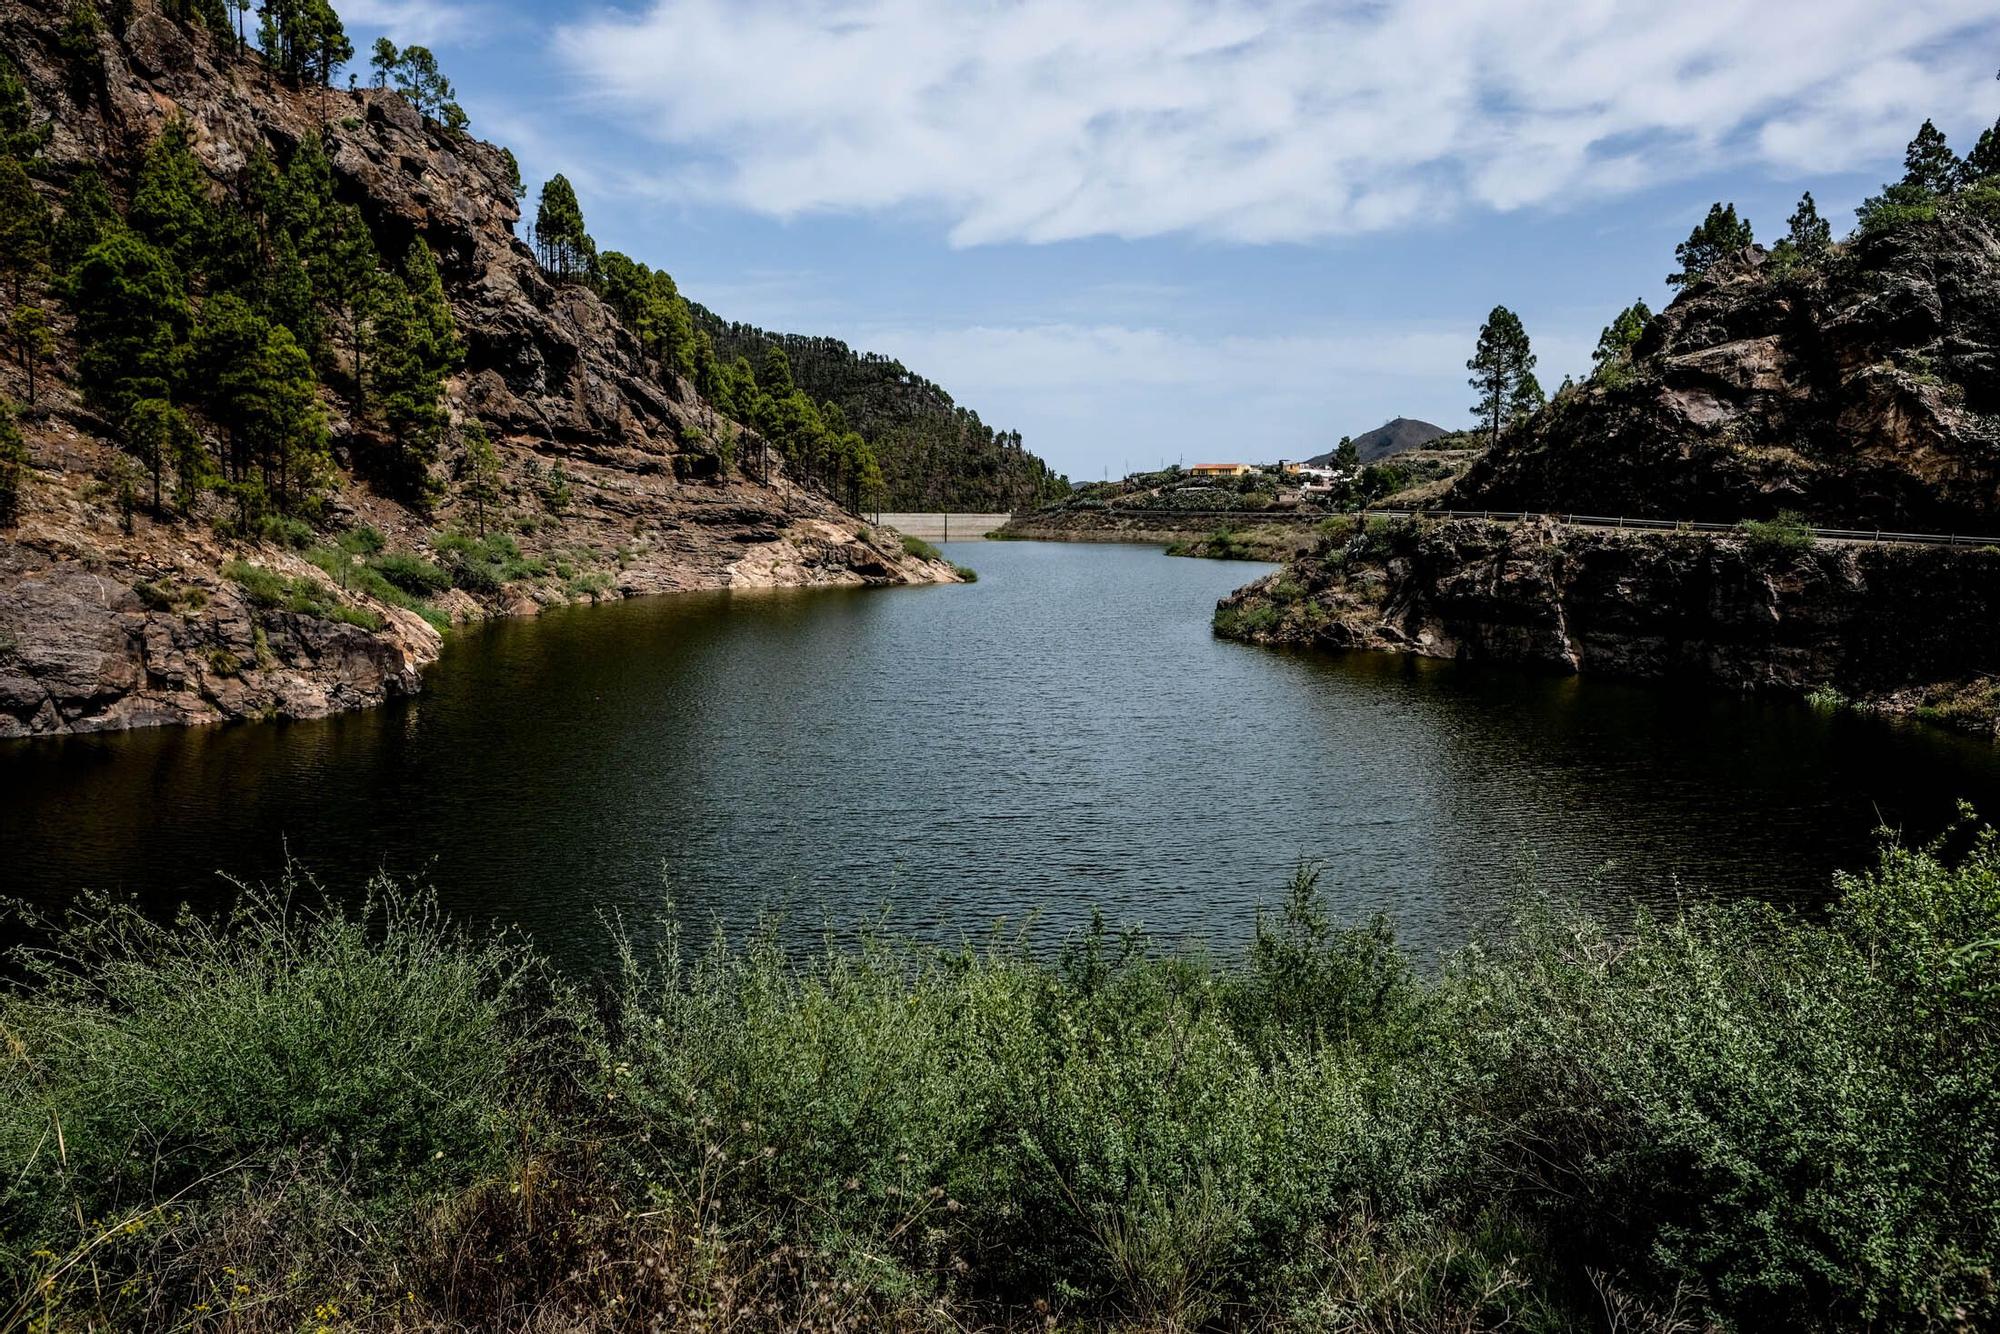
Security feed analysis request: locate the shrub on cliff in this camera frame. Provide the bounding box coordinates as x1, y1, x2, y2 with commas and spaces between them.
1737, 510, 1815, 558
898, 532, 942, 562
367, 549, 450, 597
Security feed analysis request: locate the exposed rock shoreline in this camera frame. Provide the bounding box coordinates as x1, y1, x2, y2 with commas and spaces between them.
1215, 516, 2000, 735
0, 458, 952, 737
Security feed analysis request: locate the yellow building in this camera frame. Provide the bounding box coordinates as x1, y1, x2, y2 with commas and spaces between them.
1188, 462, 1254, 477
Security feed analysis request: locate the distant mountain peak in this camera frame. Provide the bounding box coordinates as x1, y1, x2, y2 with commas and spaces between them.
1306, 417, 1447, 467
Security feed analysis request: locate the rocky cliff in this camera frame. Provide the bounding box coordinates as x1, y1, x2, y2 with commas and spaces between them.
0, 2, 957, 738
1216, 517, 2000, 733
1451, 217, 2000, 531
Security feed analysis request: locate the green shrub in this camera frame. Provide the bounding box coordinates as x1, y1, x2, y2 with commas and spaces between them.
339, 524, 386, 556
1213, 601, 1281, 638
1738, 510, 1816, 559
565, 570, 614, 601
328, 604, 387, 631
6, 834, 1999, 1330
368, 551, 452, 597
951, 563, 978, 583
434, 530, 543, 594
0, 878, 542, 1320
899, 533, 943, 562
222, 559, 336, 619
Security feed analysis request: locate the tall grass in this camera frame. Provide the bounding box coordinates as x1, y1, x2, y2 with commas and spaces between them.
4, 832, 1998, 1330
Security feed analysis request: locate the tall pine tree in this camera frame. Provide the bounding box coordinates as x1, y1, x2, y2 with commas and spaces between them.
69, 232, 189, 418
1467, 306, 1536, 445
1592, 300, 1652, 368
1901, 120, 1962, 195
0, 396, 26, 522
534, 175, 594, 283
0, 156, 51, 303
129, 117, 212, 280
1785, 192, 1832, 255
0, 56, 50, 160
1669, 203, 1754, 287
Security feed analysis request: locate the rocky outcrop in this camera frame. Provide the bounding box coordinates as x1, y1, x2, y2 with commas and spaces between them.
1451, 218, 2000, 530
1215, 517, 2000, 733
0, 2, 958, 738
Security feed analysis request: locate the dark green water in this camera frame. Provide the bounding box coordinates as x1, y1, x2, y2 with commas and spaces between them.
6, 540, 2000, 961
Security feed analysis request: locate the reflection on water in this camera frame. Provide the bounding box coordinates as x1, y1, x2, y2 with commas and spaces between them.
6, 540, 1999, 965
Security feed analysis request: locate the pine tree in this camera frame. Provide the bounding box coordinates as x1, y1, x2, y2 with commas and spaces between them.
123, 396, 186, 511
125, 396, 205, 512
1669, 203, 1754, 287
169, 400, 213, 509
388, 45, 454, 121
193, 292, 273, 481
243, 324, 327, 509
0, 156, 51, 303
372, 269, 447, 503
129, 117, 211, 279
460, 419, 499, 535
1901, 119, 1961, 196
59, 0, 104, 99
274, 133, 336, 266
51, 166, 115, 276
1785, 192, 1832, 256
166, 0, 229, 30
400, 238, 461, 372
0, 396, 24, 522
258, 0, 349, 85
1333, 436, 1358, 472
260, 228, 320, 357
1592, 300, 1652, 367
69, 232, 189, 418
533, 175, 593, 283
370, 37, 397, 87
10, 303, 52, 409
1509, 369, 1545, 422
304, 1, 353, 89
321, 203, 379, 401
500, 148, 525, 202
1467, 306, 1536, 445
0, 57, 50, 161
1966, 119, 2000, 185
760, 345, 795, 398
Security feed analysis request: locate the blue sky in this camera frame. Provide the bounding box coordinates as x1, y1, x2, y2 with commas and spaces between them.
345, 0, 2000, 482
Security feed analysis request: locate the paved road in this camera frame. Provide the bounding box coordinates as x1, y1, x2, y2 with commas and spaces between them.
1051, 506, 2000, 550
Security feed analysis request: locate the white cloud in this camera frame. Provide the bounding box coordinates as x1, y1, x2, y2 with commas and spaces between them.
341, 0, 480, 47
553, 0, 2000, 247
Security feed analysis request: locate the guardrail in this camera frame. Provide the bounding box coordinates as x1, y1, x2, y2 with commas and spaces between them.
1369, 509, 2000, 548
1027, 506, 2000, 549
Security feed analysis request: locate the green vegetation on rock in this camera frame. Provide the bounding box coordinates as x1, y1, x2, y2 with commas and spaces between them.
898, 532, 942, 562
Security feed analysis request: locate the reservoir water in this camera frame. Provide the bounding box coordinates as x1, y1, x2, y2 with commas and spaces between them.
7, 539, 2000, 963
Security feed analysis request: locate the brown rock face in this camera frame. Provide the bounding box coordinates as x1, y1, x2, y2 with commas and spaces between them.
1451, 220, 2000, 530
1216, 518, 2000, 731
0, 1, 957, 738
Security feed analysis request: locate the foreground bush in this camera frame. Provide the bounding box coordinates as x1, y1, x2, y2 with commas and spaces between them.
2, 834, 1997, 1330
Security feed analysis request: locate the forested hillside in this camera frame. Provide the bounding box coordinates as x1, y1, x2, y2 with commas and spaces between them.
0, 0, 955, 736
690, 308, 1069, 511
